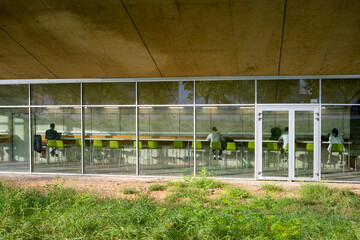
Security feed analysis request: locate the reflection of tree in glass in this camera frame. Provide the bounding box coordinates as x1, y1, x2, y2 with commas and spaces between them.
32, 84, 80, 105
84, 83, 135, 105
259, 80, 318, 103
138, 82, 180, 104
185, 81, 254, 104
0, 85, 28, 105
322, 79, 360, 104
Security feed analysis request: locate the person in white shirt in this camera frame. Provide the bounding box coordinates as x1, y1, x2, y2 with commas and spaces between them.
278, 127, 289, 161
327, 128, 345, 164
206, 127, 224, 160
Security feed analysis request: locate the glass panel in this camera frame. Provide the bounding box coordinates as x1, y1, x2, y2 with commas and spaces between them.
322, 79, 360, 104
31, 84, 80, 105
321, 105, 360, 181
195, 80, 255, 104
138, 81, 193, 105
0, 85, 28, 106
83, 82, 136, 105
196, 106, 255, 178
0, 108, 29, 172
257, 79, 319, 104
295, 111, 314, 178
32, 107, 81, 173
84, 107, 136, 175
262, 111, 288, 177
138, 107, 193, 176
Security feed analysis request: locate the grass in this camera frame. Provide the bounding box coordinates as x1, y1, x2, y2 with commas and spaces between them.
121, 187, 138, 194
0, 179, 359, 239
260, 183, 285, 193
148, 184, 165, 192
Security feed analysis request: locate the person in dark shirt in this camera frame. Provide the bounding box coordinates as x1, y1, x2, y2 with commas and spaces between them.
45, 123, 58, 157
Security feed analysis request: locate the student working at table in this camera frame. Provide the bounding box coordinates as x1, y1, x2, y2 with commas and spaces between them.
278, 127, 289, 161
206, 127, 224, 160
45, 123, 61, 157
327, 128, 344, 165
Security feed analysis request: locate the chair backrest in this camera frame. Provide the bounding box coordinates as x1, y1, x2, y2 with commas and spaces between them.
267, 142, 278, 151
93, 140, 103, 148
56, 140, 64, 148
192, 141, 203, 149
148, 141, 158, 149
173, 141, 183, 149
109, 140, 119, 149
211, 142, 222, 150
226, 142, 236, 150
47, 140, 57, 147
331, 143, 343, 152
284, 143, 289, 151
306, 143, 313, 151
248, 141, 255, 150
284, 143, 297, 151
75, 139, 81, 147
133, 141, 143, 149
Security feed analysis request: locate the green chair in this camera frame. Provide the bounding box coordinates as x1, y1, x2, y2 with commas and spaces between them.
191, 141, 205, 167
92, 139, 105, 164
46, 140, 57, 165
56, 140, 66, 166
110, 140, 123, 168
329, 144, 345, 170
173, 141, 187, 166
304, 143, 313, 170
245, 141, 255, 169
209, 142, 222, 167
265, 142, 279, 171
224, 142, 240, 169
74, 139, 82, 162
148, 141, 161, 165
284, 143, 297, 170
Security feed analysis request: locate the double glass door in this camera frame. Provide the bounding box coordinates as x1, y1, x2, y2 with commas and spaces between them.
256, 106, 319, 181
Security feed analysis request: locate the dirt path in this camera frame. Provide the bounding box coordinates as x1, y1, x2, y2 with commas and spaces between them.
1, 173, 360, 199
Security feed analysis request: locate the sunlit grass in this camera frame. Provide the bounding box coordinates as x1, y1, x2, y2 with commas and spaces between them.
0, 179, 359, 239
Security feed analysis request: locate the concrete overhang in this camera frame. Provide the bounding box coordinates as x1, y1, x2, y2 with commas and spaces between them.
0, 0, 359, 79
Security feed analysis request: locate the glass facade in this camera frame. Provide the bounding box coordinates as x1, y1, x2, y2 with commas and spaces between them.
84, 107, 136, 175
0, 76, 359, 182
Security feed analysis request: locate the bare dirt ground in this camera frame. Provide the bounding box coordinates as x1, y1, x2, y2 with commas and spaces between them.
1, 173, 360, 200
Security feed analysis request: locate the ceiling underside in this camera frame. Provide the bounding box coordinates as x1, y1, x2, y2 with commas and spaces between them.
0, 0, 359, 79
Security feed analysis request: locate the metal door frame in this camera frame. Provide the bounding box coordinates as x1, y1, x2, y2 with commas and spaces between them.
255, 105, 320, 181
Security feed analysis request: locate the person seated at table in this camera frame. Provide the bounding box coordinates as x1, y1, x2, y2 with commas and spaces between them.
278, 127, 289, 161
45, 123, 60, 157
206, 127, 224, 160
327, 128, 344, 164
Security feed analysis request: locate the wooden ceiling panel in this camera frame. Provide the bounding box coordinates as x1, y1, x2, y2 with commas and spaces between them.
280, 0, 360, 74
0, 0, 359, 79
230, 0, 285, 75
0, 28, 53, 79
0, 0, 160, 78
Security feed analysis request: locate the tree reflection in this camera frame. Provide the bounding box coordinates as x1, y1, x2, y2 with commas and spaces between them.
139, 82, 193, 104
84, 83, 135, 105
258, 79, 319, 103
184, 80, 254, 104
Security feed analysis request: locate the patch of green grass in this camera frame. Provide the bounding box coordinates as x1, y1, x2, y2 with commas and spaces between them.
299, 184, 359, 213
0, 179, 359, 240
260, 183, 285, 193
121, 187, 138, 194
211, 186, 250, 206
148, 184, 165, 192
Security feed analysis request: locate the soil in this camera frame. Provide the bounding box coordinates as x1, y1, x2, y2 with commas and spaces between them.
1, 173, 360, 200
